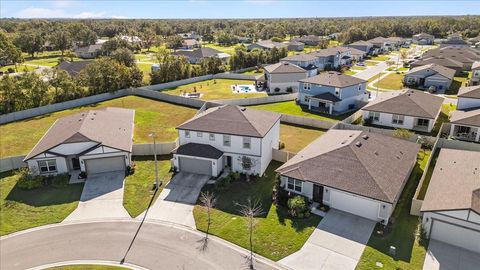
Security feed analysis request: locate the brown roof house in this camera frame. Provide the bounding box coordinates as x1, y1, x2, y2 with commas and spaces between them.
362, 89, 444, 133
181, 39, 201, 50
276, 129, 419, 224
470, 61, 480, 86
449, 85, 480, 142
172, 105, 281, 177
420, 149, 480, 253
404, 64, 456, 92
261, 62, 308, 94
24, 107, 135, 177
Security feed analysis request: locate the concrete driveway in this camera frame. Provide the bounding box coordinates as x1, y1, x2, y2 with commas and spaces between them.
280, 210, 375, 270
64, 171, 130, 222
423, 240, 480, 270
142, 172, 210, 227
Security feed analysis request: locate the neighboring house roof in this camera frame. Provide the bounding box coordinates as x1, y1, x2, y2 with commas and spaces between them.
450, 107, 480, 127
57, 60, 94, 77
264, 62, 306, 74
411, 57, 464, 69
406, 63, 456, 80
299, 71, 366, 88
472, 61, 480, 70
286, 41, 304, 46
276, 129, 420, 203
458, 85, 480, 99
24, 107, 135, 160
177, 105, 281, 138
413, 33, 434, 39
423, 47, 480, 63
421, 149, 480, 214
75, 44, 102, 54
281, 53, 318, 62
251, 40, 286, 49
182, 39, 200, 46
347, 47, 367, 56
171, 48, 225, 59
441, 39, 469, 45
363, 89, 444, 119
173, 143, 223, 159
368, 37, 388, 44
348, 40, 374, 46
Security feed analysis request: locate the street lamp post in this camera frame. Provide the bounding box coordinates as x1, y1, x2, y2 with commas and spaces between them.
149, 132, 159, 189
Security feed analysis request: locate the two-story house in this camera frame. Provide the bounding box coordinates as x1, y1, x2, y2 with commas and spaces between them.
298, 71, 368, 114
281, 53, 320, 77
172, 105, 281, 177
262, 62, 308, 93
346, 40, 374, 55
362, 89, 444, 133
449, 86, 480, 142
470, 61, 480, 86
412, 33, 435, 45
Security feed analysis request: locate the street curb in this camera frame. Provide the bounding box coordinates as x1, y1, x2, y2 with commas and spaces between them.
26, 260, 148, 270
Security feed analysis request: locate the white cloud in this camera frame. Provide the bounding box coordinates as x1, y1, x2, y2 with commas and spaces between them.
16, 7, 68, 18
244, 0, 276, 4
50, 0, 82, 8
72, 11, 106, 18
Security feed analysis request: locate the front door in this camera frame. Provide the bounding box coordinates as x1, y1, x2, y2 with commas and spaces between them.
313, 184, 324, 203
226, 156, 232, 168
71, 158, 80, 170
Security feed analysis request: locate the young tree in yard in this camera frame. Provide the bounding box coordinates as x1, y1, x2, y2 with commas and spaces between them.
50, 30, 72, 56
15, 31, 45, 58
198, 191, 217, 251
400, 49, 409, 64
237, 198, 264, 270
393, 128, 414, 139
111, 48, 136, 67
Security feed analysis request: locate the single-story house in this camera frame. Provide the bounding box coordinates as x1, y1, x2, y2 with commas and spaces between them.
178, 31, 202, 40
346, 40, 374, 55
422, 47, 480, 71
412, 33, 435, 45
292, 35, 327, 46
410, 56, 464, 75
181, 39, 201, 50
171, 48, 230, 64
449, 108, 480, 142
362, 89, 444, 133
404, 64, 456, 91
470, 61, 480, 86
440, 38, 470, 48
173, 105, 281, 177
421, 149, 480, 253
75, 44, 103, 59
298, 71, 368, 114
276, 129, 420, 224
24, 107, 134, 176
57, 60, 94, 77
260, 62, 308, 94
247, 40, 287, 51
120, 35, 142, 44
457, 85, 480, 110
286, 41, 305, 51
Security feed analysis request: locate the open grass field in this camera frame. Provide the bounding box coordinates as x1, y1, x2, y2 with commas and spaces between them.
47, 265, 129, 270
0, 64, 38, 72
280, 124, 325, 153
193, 162, 321, 261
373, 73, 405, 90
123, 156, 173, 218
161, 79, 266, 100
240, 69, 264, 75
0, 171, 84, 236
202, 43, 238, 55
356, 150, 431, 270
0, 96, 197, 157
250, 101, 348, 122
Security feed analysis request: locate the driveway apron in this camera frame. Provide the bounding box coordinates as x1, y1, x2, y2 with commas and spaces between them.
423, 240, 480, 270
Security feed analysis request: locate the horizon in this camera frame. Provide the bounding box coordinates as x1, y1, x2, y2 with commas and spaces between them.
1, 0, 480, 19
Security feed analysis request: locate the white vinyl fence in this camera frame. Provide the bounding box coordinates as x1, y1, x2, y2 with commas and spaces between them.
0, 156, 26, 173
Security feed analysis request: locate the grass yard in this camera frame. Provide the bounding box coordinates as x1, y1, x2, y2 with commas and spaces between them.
446, 76, 469, 95
136, 62, 153, 84
47, 265, 129, 270
0, 64, 37, 72
356, 150, 431, 270
202, 43, 239, 55
0, 96, 197, 157
431, 103, 456, 136
161, 79, 266, 100
344, 70, 356, 76
123, 156, 173, 218
351, 65, 367, 71
193, 162, 321, 261
250, 101, 347, 122
0, 171, 84, 236
280, 124, 325, 153
370, 55, 389, 61
365, 60, 378, 66
241, 69, 264, 75
417, 149, 440, 200
373, 73, 405, 90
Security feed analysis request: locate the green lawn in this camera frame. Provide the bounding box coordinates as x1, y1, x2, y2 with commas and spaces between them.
431, 103, 456, 137
241, 69, 264, 75
370, 55, 389, 61
193, 162, 321, 261
0, 96, 197, 157
446, 76, 469, 95
250, 101, 347, 122
373, 73, 405, 90
0, 171, 84, 236
356, 150, 431, 270
351, 65, 367, 71
202, 43, 239, 55
417, 149, 440, 200
0, 64, 37, 72
280, 124, 325, 153
344, 70, 356, 76
136, 62, 153, 84
161, 79, 266, 100
365, 60, 378, 66
123, 156, 173, 218
47, 265, 129, 270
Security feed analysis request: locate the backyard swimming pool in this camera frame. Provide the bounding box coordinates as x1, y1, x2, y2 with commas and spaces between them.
231, 84, 258, 93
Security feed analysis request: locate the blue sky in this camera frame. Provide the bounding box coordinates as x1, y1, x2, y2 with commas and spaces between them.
1, 1, 479, 19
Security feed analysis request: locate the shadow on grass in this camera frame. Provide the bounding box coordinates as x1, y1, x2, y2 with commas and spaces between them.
275, 204, 321, 233
298, 104, 352, 121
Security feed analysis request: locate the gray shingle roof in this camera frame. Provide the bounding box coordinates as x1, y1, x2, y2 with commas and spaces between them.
421, 149, 480, 214
25, 107, 135, 160
407, 63, 456, 79
177, 105, 281, 138
281, 53, 318, 62
349, 40, 374, 46
458, 85, 480, 99
450, 107, 480, 127
299, 71, 366, 88
173, 143, 223, 159
276, 130, 420, 203
172, 47, 225, 59
411, 57, 464, 69
264, 62, 306, 74
57, 60, 94, 77
363, 89, 444, 119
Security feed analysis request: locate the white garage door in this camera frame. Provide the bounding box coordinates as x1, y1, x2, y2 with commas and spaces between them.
85, 156, 126, 175
179, 157, 212, 176
430, 220, 480, 253
329, 189, 381, 221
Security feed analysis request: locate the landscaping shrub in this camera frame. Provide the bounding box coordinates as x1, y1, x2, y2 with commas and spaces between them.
278, 141, 285, 150
287, 195, 310, 218
272, 175, 289, 207
126, 162, 136, 175
7, 68, 15, 73
16, 168, 43, 190
215, 175, 232, 191
274, 87, 280, 92
286, 87, 293, 93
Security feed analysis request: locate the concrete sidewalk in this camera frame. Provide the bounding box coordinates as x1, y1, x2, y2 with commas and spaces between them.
280, 210, 375, 270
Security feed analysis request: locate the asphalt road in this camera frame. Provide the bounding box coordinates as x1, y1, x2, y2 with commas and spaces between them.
1, 221, 281, 270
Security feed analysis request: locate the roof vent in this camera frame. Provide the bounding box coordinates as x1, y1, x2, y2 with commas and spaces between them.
91, 118, 94, 120
240, 108, 246, 111
78, 118, 82, 121
355, 141, 362, 147
362, 135, 369, 140
341, 140, 348, 144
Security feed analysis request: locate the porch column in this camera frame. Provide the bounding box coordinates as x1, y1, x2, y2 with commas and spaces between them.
476, 129, 480, 142
308, 98, 312, 110
329, 103, 333, 114
449, 124, 455, 137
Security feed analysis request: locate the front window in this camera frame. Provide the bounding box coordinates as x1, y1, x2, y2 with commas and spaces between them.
417, 118, 430, 127
197, 132, 203, 137
287, 178, 303, 193
303, 95, 311, 103
209, 134, 215, 141
392, 114, 404, 125
185, 130, 190, 138
223, 135, 231, 147
38, 160, 57, 173
243, 137, 251, 149
369, 111, 380, 121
